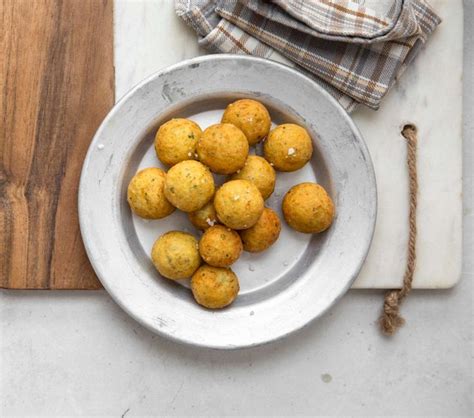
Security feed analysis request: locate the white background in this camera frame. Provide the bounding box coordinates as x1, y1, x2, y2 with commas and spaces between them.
1, 2, 472, 416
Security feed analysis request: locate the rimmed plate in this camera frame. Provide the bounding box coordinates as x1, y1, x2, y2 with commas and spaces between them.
79, 55, 376, 349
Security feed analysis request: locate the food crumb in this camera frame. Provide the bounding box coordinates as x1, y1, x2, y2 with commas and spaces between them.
283, 261, 289, 266
269, 162, 274, 166
287, 147, 296, 156
97, 143, 105, 150
321, 374, 332, 383
233, 195, 240, 201
248, 264, 255, 272
205, 217, 216, 226
194, 153, 198, 158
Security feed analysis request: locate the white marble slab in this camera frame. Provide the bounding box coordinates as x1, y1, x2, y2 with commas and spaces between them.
114, 0, 463, 289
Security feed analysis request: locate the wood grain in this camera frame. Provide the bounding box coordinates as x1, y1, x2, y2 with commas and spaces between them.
0, 0, 114, 289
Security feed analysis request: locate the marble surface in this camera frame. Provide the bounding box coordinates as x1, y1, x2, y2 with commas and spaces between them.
114, 0, 463, 289
0, 1, 471, 416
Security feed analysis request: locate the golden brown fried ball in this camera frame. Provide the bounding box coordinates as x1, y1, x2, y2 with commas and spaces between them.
282, 182, 335, 233
196, 123, 249, 174
164, 160, 215, 212
151, 231, 201, 280
214, 179, 264, 230
239, 207, 281, 252
191, 265, 240, 309
154, 118, 201, 166
230, 155, 276, 199
188, 201, 219, 230
199, 225, 243, 267
127, 167, 175, 219
221, 99, 271, 145
263, 124, 313, 172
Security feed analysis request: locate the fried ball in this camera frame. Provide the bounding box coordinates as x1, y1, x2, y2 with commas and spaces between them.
191, 265, 239, 309
239, 207, 281, 252
151, 231, 201, 280
196, 123, 249, 174
127, 167, 175, 219
188, 201, 219, 230
221, 99, 271, 145
230, 155, 276, 199
214, 179, 264, 230
164, 160, 215, 212
263, 123, 313, 172
282, 182, 335, 233
154, 118, 201, 166
199, 225, 243, 267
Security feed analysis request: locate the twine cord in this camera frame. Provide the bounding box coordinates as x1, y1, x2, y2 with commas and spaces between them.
379, 124, 418, 336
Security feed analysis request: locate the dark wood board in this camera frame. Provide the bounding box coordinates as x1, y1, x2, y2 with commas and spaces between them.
1, 0, 114, 289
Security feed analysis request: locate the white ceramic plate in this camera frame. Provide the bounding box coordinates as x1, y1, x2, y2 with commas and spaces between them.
79, 55, 376, 349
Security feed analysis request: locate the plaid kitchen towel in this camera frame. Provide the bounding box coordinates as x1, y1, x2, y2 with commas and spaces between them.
175, 0, 441, 111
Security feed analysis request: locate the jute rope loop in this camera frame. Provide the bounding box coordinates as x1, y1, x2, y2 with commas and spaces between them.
379, 124, 418, 336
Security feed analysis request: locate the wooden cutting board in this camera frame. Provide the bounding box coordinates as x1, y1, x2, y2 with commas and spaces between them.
0, 0, 114, 289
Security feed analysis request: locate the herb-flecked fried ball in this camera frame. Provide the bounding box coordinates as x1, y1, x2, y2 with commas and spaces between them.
230, 155, 276, 199
263, 124, 313, 172
199, 225, 243, 267
151, 231, 201, 280
282, 182, 335, 233
221, 99, 271, 145
196, 123, 249, 174
191, 265, 240, 309
154, 118, 201, 166
239, 207, 281, 252
127, 167, 175, 219
164, 160, 215, 212
188, 201, 219, 231
214, 179, 264, 230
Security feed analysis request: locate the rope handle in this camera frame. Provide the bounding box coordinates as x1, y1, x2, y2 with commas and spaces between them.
379, 124, 418, 335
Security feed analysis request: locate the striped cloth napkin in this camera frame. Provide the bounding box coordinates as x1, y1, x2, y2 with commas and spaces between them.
175, 0, 441, 112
